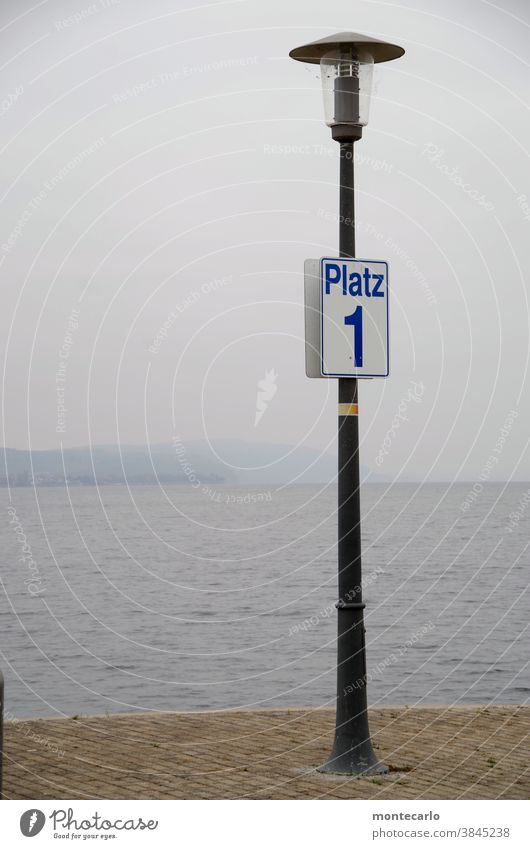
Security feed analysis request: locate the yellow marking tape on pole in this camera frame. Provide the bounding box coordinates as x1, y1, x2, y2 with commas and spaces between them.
338, 403, 359, 416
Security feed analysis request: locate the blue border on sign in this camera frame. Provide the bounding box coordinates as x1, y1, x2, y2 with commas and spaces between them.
319, 256, 390, 378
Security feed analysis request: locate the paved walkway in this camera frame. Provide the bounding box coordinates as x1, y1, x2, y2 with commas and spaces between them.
2, 705, 528, 799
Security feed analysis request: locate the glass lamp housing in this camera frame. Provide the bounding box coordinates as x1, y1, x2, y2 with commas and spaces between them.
289, 32, 404, 138
320, 49, 374, 128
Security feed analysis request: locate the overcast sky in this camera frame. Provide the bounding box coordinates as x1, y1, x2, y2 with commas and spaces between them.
0, 0, 529, 481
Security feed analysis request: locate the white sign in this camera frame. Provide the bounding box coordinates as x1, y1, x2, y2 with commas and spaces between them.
304, 257, 389, 378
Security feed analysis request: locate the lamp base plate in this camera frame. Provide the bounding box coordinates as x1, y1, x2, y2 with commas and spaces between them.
331, 123, 363, 142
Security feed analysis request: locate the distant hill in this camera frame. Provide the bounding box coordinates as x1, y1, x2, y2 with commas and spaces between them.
0, 440, 359, 487
0, 443, 225, 487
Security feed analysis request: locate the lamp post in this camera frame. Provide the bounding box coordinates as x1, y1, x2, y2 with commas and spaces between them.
289, 32, 404, 775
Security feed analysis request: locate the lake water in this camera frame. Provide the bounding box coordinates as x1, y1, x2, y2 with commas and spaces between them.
1, 483, 528, 719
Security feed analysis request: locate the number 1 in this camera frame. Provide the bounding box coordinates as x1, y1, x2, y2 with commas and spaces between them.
344, 306, 363, 367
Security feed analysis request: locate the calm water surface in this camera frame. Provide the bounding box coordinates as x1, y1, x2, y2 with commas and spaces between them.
1, 483, 528, 718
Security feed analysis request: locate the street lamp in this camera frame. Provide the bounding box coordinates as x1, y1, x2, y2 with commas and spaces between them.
289, 32, 405, 775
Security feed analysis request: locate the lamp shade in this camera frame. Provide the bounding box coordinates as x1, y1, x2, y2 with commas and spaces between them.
288, 32, 405, 65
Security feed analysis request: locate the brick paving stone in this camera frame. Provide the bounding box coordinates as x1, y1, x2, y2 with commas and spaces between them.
1, 706, 529, 799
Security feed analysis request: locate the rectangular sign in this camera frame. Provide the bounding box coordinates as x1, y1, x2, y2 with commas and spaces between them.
304, 258, 389, 378
320, 256, 389, 378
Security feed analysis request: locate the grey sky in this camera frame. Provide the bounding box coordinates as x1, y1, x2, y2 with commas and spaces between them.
0, 0, 529, 482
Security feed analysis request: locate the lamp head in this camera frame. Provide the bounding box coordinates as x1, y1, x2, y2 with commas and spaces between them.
289, 32, 405, 141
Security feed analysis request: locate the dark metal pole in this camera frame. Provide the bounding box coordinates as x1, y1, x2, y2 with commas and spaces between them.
319, 141, 387, 775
